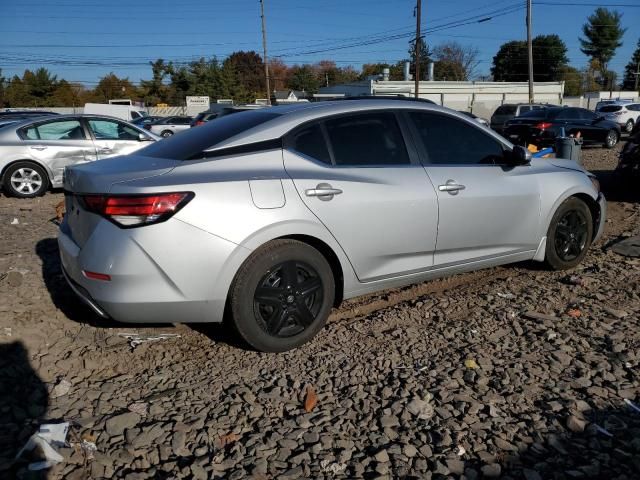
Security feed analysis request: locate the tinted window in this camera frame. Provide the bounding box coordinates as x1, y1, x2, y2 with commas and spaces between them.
579, 109, 596, 120
628, 104, 640, 112
22, 119, 85, 140
131, 111, 141, 119
600, 105, 623, 112
519, 109, 548, 118
141, 110, 281, 160
174, 117, 191, 125
88, 119, 139, 140
494, 105, 517, 115
553, 109, 581, 120
325, 112, 409, 166
519, 106, 531, 113
290, 124, 331, 164
410, 112, 504, 165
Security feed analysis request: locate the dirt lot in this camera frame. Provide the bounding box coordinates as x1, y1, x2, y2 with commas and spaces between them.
1, 145, 639, 479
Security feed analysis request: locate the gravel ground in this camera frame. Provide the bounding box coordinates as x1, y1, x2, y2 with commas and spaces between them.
1, 144, 639, 479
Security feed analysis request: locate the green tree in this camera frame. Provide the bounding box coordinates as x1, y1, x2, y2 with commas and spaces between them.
5, 75, 32, 107
359, 62, 405, 81
558, 65, 583, 96
0, 69, 5, 107
223, 51, 265, 99
622, 38, 640, 92
140, 59, 171, 105
579, 8, 626, 88
408, 38, 431, 80
23, 68, 58, 105
90, 73, 137, 102
491, 35, 568, 82
287, 65, 321, 93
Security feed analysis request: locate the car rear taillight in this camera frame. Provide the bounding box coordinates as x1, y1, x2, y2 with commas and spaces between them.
80, 192, 193, 228
195, 120, 205, 126
535, 122, 552, 130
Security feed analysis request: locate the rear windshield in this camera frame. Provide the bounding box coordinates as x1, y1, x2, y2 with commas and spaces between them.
494, 105, 517, 115
600, 105, 623, 112
140, 110, 280, 160
519, 109, 549, 118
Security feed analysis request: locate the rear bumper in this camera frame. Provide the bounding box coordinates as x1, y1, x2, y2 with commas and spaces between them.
58, 216, 244, 324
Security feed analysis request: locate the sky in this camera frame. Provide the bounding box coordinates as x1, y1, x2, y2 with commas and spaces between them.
1, 0, 639, 87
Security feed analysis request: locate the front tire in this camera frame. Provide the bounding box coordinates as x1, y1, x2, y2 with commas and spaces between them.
544, 197, 593, 270
624, 119, 634, 134
229, 240, 335, 352
161, 130, 173, 138
2, 161, 49, 198
604, 130, 619, 148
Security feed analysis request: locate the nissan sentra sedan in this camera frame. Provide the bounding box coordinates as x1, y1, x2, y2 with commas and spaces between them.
59, 99, 606, 352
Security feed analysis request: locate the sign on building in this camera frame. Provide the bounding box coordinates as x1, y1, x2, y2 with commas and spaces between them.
186, 96, 210, 111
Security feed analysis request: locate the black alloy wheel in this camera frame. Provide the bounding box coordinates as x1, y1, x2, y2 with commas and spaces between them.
229, 239, 335, 352
254, 260, 323, 338
554, 209, 589, 262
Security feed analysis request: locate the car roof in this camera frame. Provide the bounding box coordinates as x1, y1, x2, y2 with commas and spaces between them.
206, 98, 509, 149
4, 113, 138, 128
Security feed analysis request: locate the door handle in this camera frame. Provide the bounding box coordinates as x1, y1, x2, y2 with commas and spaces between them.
30, 145, 47, 151
305, 183, 343, 201
98, 147, 113, 154
438, 180, 466, 195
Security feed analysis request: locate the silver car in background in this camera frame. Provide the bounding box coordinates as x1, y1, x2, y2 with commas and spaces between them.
599, 102, 640, 134
0, 114, 158, 197
147, 116, 193, 138
59, 99, 606, 352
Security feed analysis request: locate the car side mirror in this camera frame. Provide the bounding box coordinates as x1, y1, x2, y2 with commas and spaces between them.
138, 133, 152, 141
510, 145, 531, 165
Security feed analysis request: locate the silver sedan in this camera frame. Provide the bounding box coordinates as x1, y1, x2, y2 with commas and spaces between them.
59, 99, 606, 352
0, 114, 158, 197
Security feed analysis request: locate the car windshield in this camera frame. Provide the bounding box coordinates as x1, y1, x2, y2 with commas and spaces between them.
600, 105, 623, 112
140, 110, 281, 160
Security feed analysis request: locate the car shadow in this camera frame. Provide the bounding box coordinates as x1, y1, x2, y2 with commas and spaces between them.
35, 238, 115, 328
0, 342, 50, 478
587, 169, 639, 204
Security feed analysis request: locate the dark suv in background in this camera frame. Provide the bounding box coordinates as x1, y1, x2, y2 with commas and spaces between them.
490, 104, 548, 134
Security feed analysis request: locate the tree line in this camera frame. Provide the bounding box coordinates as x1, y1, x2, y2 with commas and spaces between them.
0, 7, 637, 108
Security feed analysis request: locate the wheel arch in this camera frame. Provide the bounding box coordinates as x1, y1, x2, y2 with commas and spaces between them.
276, 234, 344, 307
1, 158, 54, 183
572, 192, 601, 238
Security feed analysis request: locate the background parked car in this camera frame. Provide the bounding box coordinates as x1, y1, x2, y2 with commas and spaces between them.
146, 116, 192, 137
0, 110, 59, 122
595, 98, 633, 112
190, 111, 219, 127
598, 103, 640, 133
131, 115, 164, 127
458, 111, 489, 127
0, 114, 158, 197
59, 99, 605, 352
504, 107, 621, 148
490, 103, 548, 133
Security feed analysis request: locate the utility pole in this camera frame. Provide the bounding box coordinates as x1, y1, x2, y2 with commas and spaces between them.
526, 0, 534, 104
414, 0, 422, 99
259, 0, 271, 105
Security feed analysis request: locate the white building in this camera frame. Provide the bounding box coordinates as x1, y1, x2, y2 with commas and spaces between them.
317, 80, 565, 118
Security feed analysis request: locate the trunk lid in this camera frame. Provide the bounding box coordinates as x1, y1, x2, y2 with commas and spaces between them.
63, 154, 179, 247
64, 154, 179, 194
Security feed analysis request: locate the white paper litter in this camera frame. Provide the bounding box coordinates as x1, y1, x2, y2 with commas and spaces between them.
624, 398, 640, 414
117, 332, 181, 348
15, 422, 69, 470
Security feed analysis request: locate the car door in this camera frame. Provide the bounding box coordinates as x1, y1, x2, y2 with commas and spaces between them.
86, 117, 146, 159
282, 111, 439, 282
406, 110, 541, 267
20, 117, 94, 184
577, 108, 609, 142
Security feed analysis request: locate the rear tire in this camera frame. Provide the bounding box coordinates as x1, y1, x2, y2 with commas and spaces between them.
604, 130, 619, 148
229, 240, 335, 352
161, 130, 173, 138
2, 161, 49, 198
544, 197, 593, 270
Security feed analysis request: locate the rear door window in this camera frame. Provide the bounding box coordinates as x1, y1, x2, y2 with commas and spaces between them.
21, 119, 86, 140
325, 112, 410, 166
599, 105, 623, 113
554, 109, 581, 120
290, 124, 331, 165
